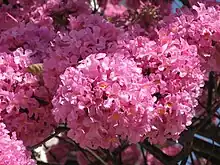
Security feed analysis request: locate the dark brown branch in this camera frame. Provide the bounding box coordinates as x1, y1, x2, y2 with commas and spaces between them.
139, 143, 148, 165
180, 156, 188, 165
85, 148, 108, 165
193, 150, 220, 165
190, 153, 194, 165
142, 140, 172, 165
192, 137, 220, 161
196, 124, 220, 144
37, 161, 59, 165
27, 126, 70, 151
179, 0, 191, 8
207, 72, 215, 113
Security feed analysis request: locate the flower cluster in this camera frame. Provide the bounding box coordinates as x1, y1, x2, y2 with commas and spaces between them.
0, 22, 55, 63
0, 0, 91, 31
158, 2, 220, 72
52, 32, 204, 148
52, 53, 156, 149
0, 49, 56, 146
0, 122, 35, 165
99, 0, 171, 31
43, 14, 122, 93
31, 0, 91, 30
124, 35, 205, 144
1, 0, 219, 163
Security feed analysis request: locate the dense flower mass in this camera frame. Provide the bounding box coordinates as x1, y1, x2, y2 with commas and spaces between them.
52, 33, 205, 148
158, 2, 220, 72
0, 22, 55, 63
0, 49, 56, 146
123, 35, 205, 144
52, 53, 156, 149
0, 122, 35, 165
43, 14, 122, 93
0, 0, 219, 163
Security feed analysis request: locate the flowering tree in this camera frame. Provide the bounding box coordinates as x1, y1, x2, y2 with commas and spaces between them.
0, 0, 220, 164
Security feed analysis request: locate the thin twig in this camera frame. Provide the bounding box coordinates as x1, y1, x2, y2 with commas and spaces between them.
179, 0, 191, 8
37, 161, 59, 165
207, 72, 215, 113
190, 153, 194, 165
139, 143, 148, 165
43, 144, 59, 164
27, 126, 70, 150
142, 140, 172, 165
180, 156, 188, 165
71, 141, 92, 164
85, 148, 108, 165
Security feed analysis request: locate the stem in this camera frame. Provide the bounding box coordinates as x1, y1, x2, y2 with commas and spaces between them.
118, 149, 123, 165
37, 161, 59, 165
71, 141, 92, 164
27, 126, 70, 151
142, 140, 172, 165
180, 156, 188, 165
139, 143, 147, 165
179, 0, 191, 8
207, 71, 215, 113
190, 153, 194, 165
85, 148, 108, 165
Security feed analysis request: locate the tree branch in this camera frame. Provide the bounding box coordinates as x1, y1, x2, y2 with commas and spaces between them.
196, 124, 220, 144
192, 137, 220, 161
27, 126, 70, 151
179, 0, 191, 8
193, 150, 220, 165
142, 140, 172, 165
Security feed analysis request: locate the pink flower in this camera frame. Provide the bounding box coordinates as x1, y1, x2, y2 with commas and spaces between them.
43, 14, 122, 93
158, 2, 220, 72
52, 29, 205, 148
104, 1, 127, 17
0, 122, 35, 165
0, 22, 55, 63
120, 35, 204, 144
52, 53, 156, 149
0, 50, 56, 146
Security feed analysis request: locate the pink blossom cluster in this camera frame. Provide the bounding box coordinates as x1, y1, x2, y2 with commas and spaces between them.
0, 122, 35, 165
0, 0, 219, 163
52, 53, 156, 149
99, 0, 171, 31
43, 14, 122, 93
158, 2, 220, 72
52, 32, 204, 148
123, 35, 204, 144
0, 22, 55, 63
0, 49, 56, 146
31, 0, 91, 30
0, 0, 91, 31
